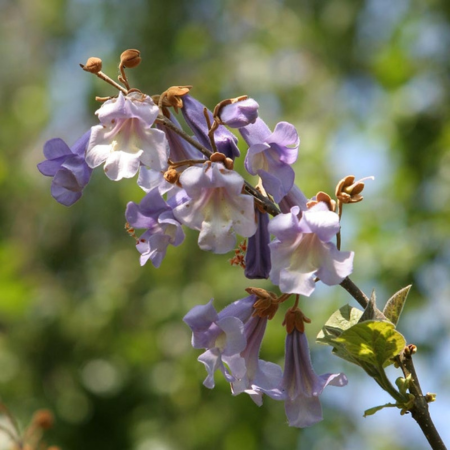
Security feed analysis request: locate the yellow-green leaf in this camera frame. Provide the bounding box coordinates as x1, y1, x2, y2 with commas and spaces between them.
335, 321, 406, 368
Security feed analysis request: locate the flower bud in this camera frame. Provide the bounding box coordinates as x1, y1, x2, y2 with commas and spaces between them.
210, 152, 227, 163
224, 157, 234, 170
306, 191, 336, 211
217, 97, 259, 128
164, 168, 180, 185
81, 57, 102, 73
282, 307, 311, 334
120, 49, 141, 68
335, 175, 374, 204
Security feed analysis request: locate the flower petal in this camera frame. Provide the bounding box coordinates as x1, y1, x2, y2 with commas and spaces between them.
103, 150, 142, 180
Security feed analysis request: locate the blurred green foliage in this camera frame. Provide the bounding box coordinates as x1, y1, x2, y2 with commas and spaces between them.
0, 0, 449, 449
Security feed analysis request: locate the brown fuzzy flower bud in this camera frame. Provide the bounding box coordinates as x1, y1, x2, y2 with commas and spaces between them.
282, 307, 311, 334
161, 86, 192, 112
335, 175, 374, 204
32, 409, 54, 430
120, 49, 141, 69
306, 191, 336, 212
224, 157, 234, 170
81, 57, 103, 73
210, 152, 227, 163
245, 287, 279, 319
164, 168, 180, 185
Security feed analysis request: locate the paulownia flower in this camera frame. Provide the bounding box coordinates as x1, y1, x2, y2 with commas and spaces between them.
219, 98, 259, 128
181, 95, 240, 159
173, 162, 257, 254
279, 317, 347, 427
125, 188, 185, 267
86, 92, 168, 181
230, 313, 283, 405
245, 209, 271, 279
183, 297, 256, 388
37, 131, 92, 206
240, 118, 300, 202
269, 203, 354, 296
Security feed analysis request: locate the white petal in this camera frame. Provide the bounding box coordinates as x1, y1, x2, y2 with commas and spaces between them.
103, 151, 142, 181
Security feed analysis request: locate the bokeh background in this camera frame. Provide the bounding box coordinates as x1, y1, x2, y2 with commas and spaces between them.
1, 0, 450, 449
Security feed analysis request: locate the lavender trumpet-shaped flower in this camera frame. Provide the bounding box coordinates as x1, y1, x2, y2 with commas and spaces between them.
157, 110, 204, 163
230, 289, 283, 405
173, 161, 257, 254
218, 97, 259, 129
37, 131, 93, 206
244, 208, 271, 279
181, 95, 240, 159
269, 202, 354, 296
86, 92, 168, 181
125, 188, 185, 267
278, 307, 348, 428
183, 296, 256, 388
240, 118, 299, 202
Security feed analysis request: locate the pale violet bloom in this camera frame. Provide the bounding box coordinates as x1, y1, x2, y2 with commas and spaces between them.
269, 203, 354, 296
219, 98, 259, 128
156, 110, 204, 162
181, 95, 240, 159
231, 314, 283, 406
173, 162, 257, 254
240, 118, 299, 202
279, 329, 347, 427
86, 92, 168, 181
183, 297, 256, 388
245, 209, 271, 279
37, 131, 92, 206
125, 188, 185, 267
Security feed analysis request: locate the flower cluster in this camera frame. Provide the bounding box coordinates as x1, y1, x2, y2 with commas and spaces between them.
38, 50, 370, 427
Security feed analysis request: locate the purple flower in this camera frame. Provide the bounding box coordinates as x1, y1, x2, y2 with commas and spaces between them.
219, 98, 259, 128
230, 314, 283, 405
86, 92, 168, 181
183, 297, 256, 388
37, 131, 93, 206
156, 111, 205, 163
125, 188, 184, 267
173, 162, 257, 254
269, 203, 354, 296
240, 118, 299, 202
245, 209, 271, 279
181, 95, 240, 159
279, 324, 347, 427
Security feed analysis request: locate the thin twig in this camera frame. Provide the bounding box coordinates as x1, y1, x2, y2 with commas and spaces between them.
156, 114, 213, 159
339, 277, 370, 309
396, 350, 447, 450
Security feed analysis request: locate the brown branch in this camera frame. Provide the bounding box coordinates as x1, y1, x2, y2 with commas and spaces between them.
339, 277, 370, 309
396, 349, 447, 450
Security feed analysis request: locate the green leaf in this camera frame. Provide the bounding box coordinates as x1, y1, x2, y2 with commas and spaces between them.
317, 306, 370, 368
317, 304, 363, 344
383, 285, 411, 326
364, 403, 398, 417
335, 321, 406, 368
358, 290, 387, 323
